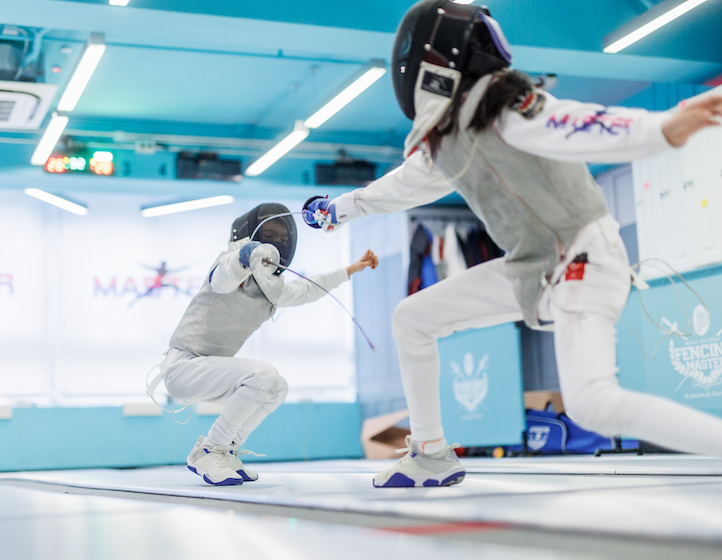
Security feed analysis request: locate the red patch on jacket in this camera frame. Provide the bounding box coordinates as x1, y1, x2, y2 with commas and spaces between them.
514, 91, 546, 119
564, 253, 588, 281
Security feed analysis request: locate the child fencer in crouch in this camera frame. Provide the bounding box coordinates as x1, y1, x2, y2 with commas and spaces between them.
303, 1, 722, 488
158, 202, 378, 486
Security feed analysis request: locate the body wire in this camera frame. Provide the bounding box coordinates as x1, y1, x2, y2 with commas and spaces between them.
145, 363, 194, 424
618, 258, 709, 361
264, 258, 376, 351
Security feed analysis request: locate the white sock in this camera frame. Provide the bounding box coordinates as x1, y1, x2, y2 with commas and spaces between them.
419, 438, 447, 455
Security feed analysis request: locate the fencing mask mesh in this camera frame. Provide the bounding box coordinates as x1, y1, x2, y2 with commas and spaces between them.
230, 203, 297, 272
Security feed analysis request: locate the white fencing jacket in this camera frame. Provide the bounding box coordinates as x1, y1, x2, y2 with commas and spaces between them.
332, 75, 674, 326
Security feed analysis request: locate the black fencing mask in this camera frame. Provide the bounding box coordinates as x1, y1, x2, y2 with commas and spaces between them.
230, 203, 297, 273
392, 0, 513, 120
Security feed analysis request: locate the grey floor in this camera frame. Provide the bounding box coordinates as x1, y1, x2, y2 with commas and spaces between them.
2, 454, 722, 559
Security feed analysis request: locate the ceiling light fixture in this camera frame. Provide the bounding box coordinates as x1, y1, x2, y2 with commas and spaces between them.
304, 61, 387, 129
140, 195, 235, 218
31, 33, 106, 166
57, 32, 106, 112
109, 0, 130, 5
24, 188, 88, 215
245, 121, 309, 177
603, 0, 711, 54
30, 113, 69, 166
245, 60, 386, 177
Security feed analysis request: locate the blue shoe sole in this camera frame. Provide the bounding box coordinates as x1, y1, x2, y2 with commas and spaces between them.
202, 475, 244, 486
440, 472, 465, 486
188, 464, 244, 486
236, 470, 258, 482
374, 470, 465, 488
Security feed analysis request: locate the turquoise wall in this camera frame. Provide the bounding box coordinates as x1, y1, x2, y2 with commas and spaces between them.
0, 402, 363, 472
620, 81, 712, 111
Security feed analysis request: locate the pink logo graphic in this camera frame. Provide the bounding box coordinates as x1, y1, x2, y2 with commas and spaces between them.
93, 261, 201, 307
0, 273, 13, 296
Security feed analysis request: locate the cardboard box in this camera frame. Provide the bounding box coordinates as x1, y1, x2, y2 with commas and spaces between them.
361, 409, 410, 459
524, 391, 565, 413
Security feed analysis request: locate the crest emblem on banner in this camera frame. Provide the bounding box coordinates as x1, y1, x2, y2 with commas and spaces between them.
667, 305, 722, 391
450, 352, 489, 413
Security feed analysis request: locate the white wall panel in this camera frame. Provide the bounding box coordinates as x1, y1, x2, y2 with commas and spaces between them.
0, 191, 53, 401
0, 191, 355, 405
53, 194, 214, 400
633, 122, 722, 277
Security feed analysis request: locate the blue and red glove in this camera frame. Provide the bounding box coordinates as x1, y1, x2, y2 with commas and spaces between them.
302, 196, 339, 231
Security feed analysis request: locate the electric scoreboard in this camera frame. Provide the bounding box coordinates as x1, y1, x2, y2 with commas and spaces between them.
44, 151, 115, 176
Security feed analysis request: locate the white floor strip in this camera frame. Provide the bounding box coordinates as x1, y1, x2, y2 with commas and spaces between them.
4, 455, 722, 542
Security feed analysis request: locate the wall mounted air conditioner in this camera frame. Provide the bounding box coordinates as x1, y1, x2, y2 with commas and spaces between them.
0, 80, 57, 129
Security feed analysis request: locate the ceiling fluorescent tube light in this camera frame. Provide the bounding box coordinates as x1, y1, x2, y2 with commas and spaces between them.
109, 0, 130, 5
603, 0, 710, 54
24, 188, 88, 215
304, 61, 387, 129
244, 61, 384, 178
245, 121, 309, 177
141, 195, 235, 218
57, 32, 106, 111
30, 113, 69, 166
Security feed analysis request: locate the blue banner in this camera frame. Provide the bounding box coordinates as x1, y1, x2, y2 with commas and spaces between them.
619, 265, 722, 417
438, 324, 525, 446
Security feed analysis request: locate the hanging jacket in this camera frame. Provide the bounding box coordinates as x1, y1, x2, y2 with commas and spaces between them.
408, 223, 438, 294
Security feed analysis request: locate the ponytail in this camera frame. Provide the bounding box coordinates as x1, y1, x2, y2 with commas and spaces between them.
468, 70, 536, 132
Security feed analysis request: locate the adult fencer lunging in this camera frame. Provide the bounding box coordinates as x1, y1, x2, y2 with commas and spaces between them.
159, 203, 378, 486
303, 1, 722, 488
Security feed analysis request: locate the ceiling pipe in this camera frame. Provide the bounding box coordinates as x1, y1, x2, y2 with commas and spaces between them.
14, 28, 48, 81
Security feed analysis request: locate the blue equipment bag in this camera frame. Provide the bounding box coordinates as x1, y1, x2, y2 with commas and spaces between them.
507, 409, 630, 455
523, 410, 567, 454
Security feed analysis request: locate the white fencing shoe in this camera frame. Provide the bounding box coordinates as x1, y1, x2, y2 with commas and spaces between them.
373, 435, 465, 488
186, 436, 245, 486
228, 444, 260, 482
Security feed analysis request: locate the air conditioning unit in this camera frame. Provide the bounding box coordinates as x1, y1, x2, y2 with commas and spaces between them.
0, 80, 57, 129
315, 159, 376, 186
176, 152, 243, 182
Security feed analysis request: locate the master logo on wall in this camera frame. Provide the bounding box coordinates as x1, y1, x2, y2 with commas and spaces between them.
93, 261, 201, 307
450, 352, 489, 416
0, 273, 13, 296
667, 305, 722, 395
